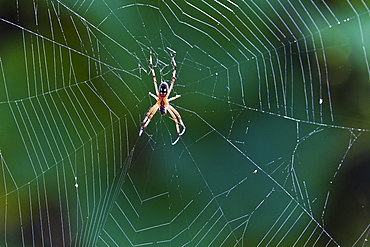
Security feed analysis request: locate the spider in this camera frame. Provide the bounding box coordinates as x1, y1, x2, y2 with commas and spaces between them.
139, 51, 185, 145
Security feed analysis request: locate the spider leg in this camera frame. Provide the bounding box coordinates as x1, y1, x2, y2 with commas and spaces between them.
168, 105, 185, 135
139, 104, 159, 136
149, 51, 159, 95
167, 53, 177, 96
168, 94, 181, 102
167, 109, 181, 145
167, 105, 186, 145
149, 92, 158, 99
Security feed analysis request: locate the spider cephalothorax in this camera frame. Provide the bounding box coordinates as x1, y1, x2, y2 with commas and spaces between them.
139, 51, 185, 145
159, 82, 168, 97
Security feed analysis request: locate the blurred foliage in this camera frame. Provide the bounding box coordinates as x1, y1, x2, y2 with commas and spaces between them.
0, 0, 370, 246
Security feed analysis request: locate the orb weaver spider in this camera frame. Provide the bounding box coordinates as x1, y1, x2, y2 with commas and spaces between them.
139, 51, 186, 145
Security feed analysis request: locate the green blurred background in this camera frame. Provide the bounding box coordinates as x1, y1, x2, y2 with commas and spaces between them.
1, 0, 370, 246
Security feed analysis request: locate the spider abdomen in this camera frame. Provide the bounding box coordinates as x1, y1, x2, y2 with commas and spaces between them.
160, 107, 167, 115
159, 100, 167, 115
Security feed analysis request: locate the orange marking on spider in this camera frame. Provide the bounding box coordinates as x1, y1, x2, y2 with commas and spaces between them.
139, 51, 185, 145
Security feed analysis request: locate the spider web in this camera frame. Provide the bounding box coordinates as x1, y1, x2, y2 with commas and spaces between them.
1, 0, 370, 246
